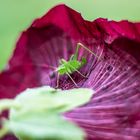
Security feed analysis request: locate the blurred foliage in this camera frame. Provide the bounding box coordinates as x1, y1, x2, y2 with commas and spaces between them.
0, 0, 140, 71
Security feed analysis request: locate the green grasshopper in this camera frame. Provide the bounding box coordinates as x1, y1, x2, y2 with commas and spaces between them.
37, 43, 99, 87
55, 43, 99, 87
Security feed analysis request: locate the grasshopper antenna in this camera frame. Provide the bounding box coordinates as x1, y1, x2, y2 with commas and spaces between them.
35, 64, 57, 70
77, 43, 101, 59
21, 64, 57, 70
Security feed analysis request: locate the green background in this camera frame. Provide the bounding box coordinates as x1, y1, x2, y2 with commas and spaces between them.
0, 0, 140, 71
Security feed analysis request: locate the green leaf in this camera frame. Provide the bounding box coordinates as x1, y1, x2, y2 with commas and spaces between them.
11, 86, 93, 117
8, 114, 85, 140
0, 86, 94, 139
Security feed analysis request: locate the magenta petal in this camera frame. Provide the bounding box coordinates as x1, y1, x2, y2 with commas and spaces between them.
0, 4, 140, 140
94, 18, 140, 44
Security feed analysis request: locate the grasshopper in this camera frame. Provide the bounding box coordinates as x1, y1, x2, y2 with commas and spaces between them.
55, 43, 98, 87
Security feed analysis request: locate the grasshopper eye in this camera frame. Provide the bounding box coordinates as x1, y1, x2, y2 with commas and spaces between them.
49, 72, 56, 79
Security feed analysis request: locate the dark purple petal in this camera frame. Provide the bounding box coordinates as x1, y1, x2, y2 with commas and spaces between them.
0, 4, 140, 140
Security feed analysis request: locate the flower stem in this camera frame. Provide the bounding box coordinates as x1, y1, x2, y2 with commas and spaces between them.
0, 99, 21, 138
0, 121, 9, 138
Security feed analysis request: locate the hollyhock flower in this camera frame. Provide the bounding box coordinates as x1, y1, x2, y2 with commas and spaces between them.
0, 4, 140, 140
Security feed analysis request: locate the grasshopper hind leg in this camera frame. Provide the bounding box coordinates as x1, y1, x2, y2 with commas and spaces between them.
66, 72, 79, 87
55, 73, 79, 89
